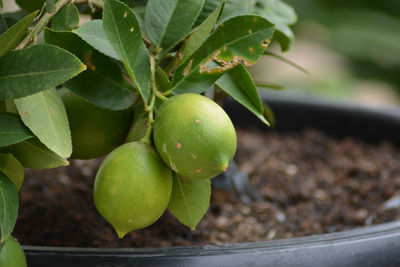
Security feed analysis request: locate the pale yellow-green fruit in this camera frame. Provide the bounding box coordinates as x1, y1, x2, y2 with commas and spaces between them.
0, 236, 27, 267
93, 142, 173, 238
153, 93, 237, 180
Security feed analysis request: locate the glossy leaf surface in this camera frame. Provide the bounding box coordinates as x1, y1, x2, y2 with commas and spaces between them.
0, 153, 24, 190
15, 88, 72, 158
168, 173, 211, 230
0, 113, 32, 147
9, 138, 69, 169
74, 20, 119, 60
0, 44, 86, 99
145, 0, 204, 53
51, 3, 80, 31
45, 29, 136, 110
103, 0, 151, 103
215, 64, 268, 125
0, 172, 18, 243
0, 11, 38, 57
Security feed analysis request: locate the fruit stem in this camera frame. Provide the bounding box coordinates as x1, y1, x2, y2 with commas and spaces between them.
140, 54, 158, 144
161, 90, 172, 96
155, 91, 168, 102
140, 95, 155, 145
16, 0, 73, 50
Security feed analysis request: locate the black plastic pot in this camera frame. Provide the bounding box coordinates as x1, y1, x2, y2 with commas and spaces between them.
24, 93, 400, 267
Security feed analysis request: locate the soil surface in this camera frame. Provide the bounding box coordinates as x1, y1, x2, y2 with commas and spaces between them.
14, 128, 400, 247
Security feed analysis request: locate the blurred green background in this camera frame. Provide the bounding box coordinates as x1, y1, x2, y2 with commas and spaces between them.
250, 0, 400, 106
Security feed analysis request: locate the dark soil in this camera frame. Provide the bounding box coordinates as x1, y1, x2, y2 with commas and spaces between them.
13, 128, 400, 247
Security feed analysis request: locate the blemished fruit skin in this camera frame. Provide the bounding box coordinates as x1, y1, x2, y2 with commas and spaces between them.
93, 142, 173, 238
153, 93, 237, 180
59, 88, 132, 159
0, 236, 27, 267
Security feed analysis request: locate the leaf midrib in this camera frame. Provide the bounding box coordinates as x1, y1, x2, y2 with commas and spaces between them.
177, 177, 194, 226
39, 91, 64, 154
105, 2, 141, 99
157, 0, 180, 47
0, 68, 79, 80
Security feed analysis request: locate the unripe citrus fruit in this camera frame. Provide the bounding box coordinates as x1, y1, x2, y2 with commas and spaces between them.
59, 88, 132, 159
93, 142, 173, 238
153, 93, 237, 180
0, 236, 27, 267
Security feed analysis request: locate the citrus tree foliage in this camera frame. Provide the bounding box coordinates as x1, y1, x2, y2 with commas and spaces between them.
0, 0, 297, 259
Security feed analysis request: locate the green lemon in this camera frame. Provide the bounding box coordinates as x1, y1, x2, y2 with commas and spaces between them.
153, 93, 237, 180
0, 236, 27, 267
59, 88, 132, 159
94, 142, 173, 238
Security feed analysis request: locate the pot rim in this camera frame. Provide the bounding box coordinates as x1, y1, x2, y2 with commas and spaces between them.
22, 220, 400, 255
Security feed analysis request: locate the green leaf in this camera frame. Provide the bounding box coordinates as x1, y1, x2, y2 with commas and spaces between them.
65, 50, 137, 110
255, 81, 285, 90
272, 23, 294, 52
253, 0, 297, 26
172, 15, 275, 94
44, 28, 91, 60
251, 0, 297, 51
193, 0, 221, 28
219, 0, 251, 21
16, 0, 45, 12
168, 173, 211, 230
145, 0, 205, 53
263, 103, 275, 128
14, 88, 72, 158
125, 102, 149, 142
0, 153, 24, 191
155, 67, 171, 92
0, 113, 33, 147
0, 44, 86, 99
0, 15, 7, 35
0, 236, 26, 266
9, 137, 69, 169
215, 64, 269, 125
0, 11, 38, 57
51, 3, 79, 31
2, 11, 28, 28
4, 100, 18, 114
217, 0, 297, 51
0, 172, 18, 243
45, 29, 136, 110
103, 0, 151, 103
74, 20, 119, 60
171, 0, 224, 69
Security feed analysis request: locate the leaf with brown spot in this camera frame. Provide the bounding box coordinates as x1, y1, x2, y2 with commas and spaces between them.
172, 15, 274, 95
167, 0, 224, 74
15, 88, 72, 158
103, 0, 151, 103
